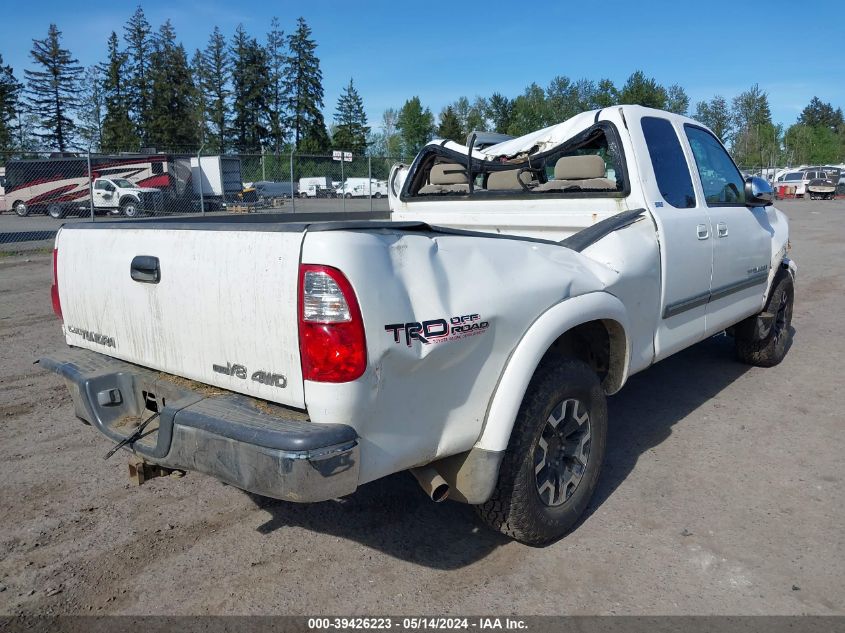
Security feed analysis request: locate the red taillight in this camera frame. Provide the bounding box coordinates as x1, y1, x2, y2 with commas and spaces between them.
298, 264, 366, 382
50, 248, 62, 320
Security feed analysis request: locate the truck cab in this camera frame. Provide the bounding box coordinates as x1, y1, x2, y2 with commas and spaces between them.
92, 177, 164, 217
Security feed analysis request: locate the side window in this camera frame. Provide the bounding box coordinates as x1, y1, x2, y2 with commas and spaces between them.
641, 116, 695, 208
152, 162, 163, 175
94, 180, 105, 190
684, 125, 746, 206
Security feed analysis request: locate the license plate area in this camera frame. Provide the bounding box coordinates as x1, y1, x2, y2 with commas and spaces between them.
81, 371, 204, 459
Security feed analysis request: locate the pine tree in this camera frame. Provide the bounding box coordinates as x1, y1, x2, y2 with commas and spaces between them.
694, 95, 732, 142
437, 105, 462, 142
396, 96, 433, 155
507, 83, 548, 136
283, 17, 324, 150
147, 20, 198, 150
619, 71, 667, 109
191, 49, 211, 147
24, 24, 83, 151
200, 27, 230, 153
593, 79, 619, 108
332, 78, 369, 154
0, 54, 21, 151
798, 97, 844, 130
266, 17, 286, 153
731, 84, 775, 165
300, 114, 330, 153
485, 93, 512, 134
230, 25, 270, 152
123, 5, 153, 144
665, 84, 689, 115
100, 31, 137, 151
77, 65, 104, 150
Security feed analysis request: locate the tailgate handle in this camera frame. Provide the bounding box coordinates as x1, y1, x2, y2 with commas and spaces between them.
130, 256, 160, 284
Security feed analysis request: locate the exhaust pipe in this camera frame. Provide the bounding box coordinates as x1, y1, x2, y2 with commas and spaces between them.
410, 465, 450, 502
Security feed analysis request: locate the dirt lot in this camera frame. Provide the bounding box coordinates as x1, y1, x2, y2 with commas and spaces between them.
0, 198, 843, 616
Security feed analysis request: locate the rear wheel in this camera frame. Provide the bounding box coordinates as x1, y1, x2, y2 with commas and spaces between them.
374, 192, 382, 199
475, 359, 607, 546
345, 192, 352, 199
14, 201, 28, 217
734, 271, 794, 367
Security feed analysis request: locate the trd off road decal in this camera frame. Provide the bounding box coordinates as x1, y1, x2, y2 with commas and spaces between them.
385, 313, 490, 346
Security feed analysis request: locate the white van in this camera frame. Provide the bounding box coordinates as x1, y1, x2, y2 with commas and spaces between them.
337, 178, 388, 198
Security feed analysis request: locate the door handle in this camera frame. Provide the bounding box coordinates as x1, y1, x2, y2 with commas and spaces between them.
130, 255, 160, 283
717, 222, 728, 237
696, 224, 709, 240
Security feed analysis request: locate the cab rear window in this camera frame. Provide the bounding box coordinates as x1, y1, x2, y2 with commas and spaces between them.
641, 117, 695, 209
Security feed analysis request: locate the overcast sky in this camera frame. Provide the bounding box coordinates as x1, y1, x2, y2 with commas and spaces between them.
5, 0, 843, 129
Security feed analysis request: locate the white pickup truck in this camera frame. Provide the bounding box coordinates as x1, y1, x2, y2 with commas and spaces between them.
41, 106, 795, 545
91, 177, 165, 217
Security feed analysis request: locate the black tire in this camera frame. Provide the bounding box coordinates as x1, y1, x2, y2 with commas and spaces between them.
374, 192, 382, 199
13, 201, 28, 217
734, 270, 794, 367
47, 203, 65, 219
345, 192, 352, 199
121, 200, 139, 217
475, 358, 607, 546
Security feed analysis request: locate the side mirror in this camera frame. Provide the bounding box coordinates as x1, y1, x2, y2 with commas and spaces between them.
745, 176, 773, 206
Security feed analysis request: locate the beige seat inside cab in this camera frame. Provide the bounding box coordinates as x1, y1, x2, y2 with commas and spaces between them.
486, 169, 537, 191
418, 163, 469, 194
534, 154, 616, 192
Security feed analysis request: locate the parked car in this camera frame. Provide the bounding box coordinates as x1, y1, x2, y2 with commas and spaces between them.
774, 170, 808, 194
806, 173, 838, 199
41, 106, 795, 546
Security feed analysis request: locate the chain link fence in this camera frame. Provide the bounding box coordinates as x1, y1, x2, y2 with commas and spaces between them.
0, 149, 408, 253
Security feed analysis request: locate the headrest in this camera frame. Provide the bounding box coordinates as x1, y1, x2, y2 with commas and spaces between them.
486, 170, 535, 190
554, 155, 606, 180
430, 163, 468, 185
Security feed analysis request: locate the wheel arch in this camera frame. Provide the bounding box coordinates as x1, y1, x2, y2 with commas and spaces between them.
475, 292, 630, 454
118, 194, 138, 208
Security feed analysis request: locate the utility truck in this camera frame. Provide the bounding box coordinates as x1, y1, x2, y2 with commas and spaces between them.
41, 107, 796, 545
299, 176, 335, 198
336, 177, 388, 198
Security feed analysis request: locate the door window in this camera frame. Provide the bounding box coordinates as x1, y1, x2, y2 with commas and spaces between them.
641, 117, 696, 209
684, 125, 746, 206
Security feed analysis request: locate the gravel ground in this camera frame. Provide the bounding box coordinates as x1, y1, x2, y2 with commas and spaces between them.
0, 198, 842, 616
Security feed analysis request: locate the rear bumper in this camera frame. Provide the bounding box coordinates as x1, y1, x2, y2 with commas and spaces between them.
39, 348, 359, 502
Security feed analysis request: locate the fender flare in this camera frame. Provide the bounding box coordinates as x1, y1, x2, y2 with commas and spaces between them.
475, 292, 631, 453
118, 194, 139, 208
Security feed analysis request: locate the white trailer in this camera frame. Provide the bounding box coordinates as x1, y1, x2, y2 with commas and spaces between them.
190, 156, 243, 199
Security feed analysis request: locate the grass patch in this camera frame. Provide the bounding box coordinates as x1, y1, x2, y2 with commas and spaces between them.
0, 247, 53, 258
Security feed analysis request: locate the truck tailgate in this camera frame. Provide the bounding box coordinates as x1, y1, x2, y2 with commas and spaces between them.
56, 225, 305, 408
